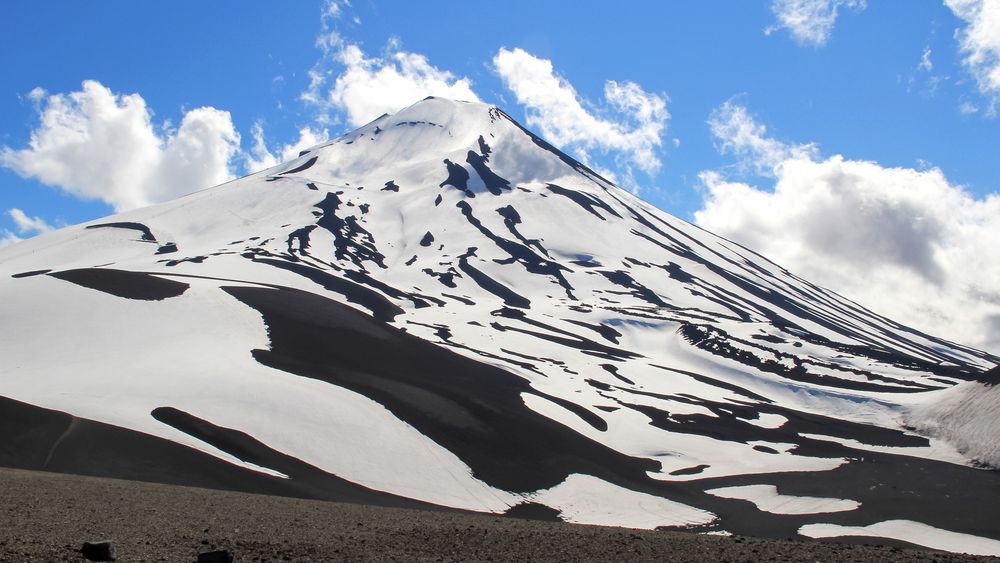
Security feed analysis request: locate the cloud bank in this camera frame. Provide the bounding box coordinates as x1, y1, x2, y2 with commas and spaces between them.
696, 102, 1000, 353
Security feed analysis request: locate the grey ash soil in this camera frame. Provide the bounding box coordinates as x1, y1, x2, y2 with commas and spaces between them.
0, 468, 995, 562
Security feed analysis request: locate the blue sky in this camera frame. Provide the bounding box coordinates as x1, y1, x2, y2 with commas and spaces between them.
2, 0, 999, 351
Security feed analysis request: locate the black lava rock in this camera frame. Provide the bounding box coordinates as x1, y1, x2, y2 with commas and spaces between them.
197, 549, 234, 563
80, 540, 116, 561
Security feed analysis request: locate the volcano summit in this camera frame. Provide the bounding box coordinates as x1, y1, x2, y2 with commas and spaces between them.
2, 98, 999, 554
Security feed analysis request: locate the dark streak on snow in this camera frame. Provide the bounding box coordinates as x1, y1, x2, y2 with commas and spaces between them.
466, 151, 510, 195
223, 285, 659, 492
679, 324, 943, 394
163, 256, 207, 267
490, 307, 639, 361
601, 364, 635, 385
477, 135, 492, 157
565, 319, 622, 344
252, 258, 403, 322
86, 222, 157, 242
496, 205, 549, 257
287, 226, 317, 255
48, 268, 188, 300
11, 269, 51, 278
597, 270, 669, 308
422, 268, 459, 288
440, 160, 474, 198
456, 247, 530, 309
314, 192, 387, 270
546, 185, 621, 221
281, 156, 319, 175
442, 293, 475, 305
456, 201, 574, 299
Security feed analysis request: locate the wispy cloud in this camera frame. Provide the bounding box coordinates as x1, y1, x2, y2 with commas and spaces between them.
766, 0, 866, 46
245, 123, 329, 173
906, 46, 947, 98
707, 101, 817, 175
0, 231, 21, 249
0, 208, 54, 249
945, 0, 1000, 116
919, 46, 934, 72
493, 47, 670, 183
8, 208, 53, 234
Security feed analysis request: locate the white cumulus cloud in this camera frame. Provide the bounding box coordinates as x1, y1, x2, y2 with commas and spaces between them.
493, 47, 670, 178
945, 0, 1000, 116
303, 35, 480, 128
695, 102, 1000, 353
1, 81, 241, 211
766, 0, 867, 46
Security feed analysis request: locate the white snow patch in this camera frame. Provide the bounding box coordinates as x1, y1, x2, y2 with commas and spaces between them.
706, 484, 859, 514
234, 462, 289, 479
799, 520, 1000, 557
745, 413, 787, 429
530, 474, 716, 529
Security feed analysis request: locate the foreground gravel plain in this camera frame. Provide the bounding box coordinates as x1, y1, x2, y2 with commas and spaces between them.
0, 467, 995, 562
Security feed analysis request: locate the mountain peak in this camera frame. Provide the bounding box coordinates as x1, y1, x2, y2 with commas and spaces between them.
349, 97, 500, 143
2, 94, 999, 551
264, 96, 610, 203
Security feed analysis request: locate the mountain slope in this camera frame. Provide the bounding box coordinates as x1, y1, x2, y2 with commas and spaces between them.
1, 98, 998, 552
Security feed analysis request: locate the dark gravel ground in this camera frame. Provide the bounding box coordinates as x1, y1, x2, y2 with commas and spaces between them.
0, 467, 995, 562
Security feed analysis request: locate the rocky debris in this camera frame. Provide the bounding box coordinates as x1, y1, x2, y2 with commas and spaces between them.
0, 468, 992, 563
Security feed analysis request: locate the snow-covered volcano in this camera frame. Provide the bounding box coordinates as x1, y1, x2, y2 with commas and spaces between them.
2, 98, 999, 554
